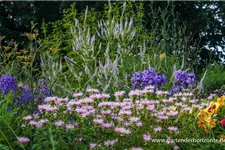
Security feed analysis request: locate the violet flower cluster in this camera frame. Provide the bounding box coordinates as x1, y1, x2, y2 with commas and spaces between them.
174, 70, 196, 88
0, 74, 16, 94
36, 79, 51, 102
131, 68, 167, 89
169, 70, 196, 96
13, 79, 51, 106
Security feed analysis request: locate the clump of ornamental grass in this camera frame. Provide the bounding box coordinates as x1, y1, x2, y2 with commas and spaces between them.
19, 86, 211, 150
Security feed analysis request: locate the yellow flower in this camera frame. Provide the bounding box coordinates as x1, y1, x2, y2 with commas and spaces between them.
172, 106, 177, 111
197, 109, 209, 121
217, 96, 225, 106
220, 135, 225, 142
189, 106, 194, 114
207, 119, 217, 128
206, 101, 220, 116
159, 53, 165, 59
198, 121, 209, 133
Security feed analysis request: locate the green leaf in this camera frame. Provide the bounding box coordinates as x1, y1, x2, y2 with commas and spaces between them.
0, 144, 10, 150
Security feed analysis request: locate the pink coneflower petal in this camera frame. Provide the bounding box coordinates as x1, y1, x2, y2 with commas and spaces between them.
143, 133, 151, 142
17, 137, 30, 144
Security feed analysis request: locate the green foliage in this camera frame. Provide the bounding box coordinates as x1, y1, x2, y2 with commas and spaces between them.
39, 2, 192, 96
202, 63, 225, 95
0, 92, 25, 150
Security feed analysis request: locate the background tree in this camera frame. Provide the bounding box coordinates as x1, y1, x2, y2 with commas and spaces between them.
1, 1, 225, 70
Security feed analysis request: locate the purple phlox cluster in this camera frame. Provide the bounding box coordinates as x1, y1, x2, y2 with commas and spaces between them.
36, 78, 51, 102
14, 84, 35, 106
16, 85, 34, 106
0, 74, 16, 94
174, 70, 196, 88
131, 67, 167, 89
131, 72, 142, 89
169, 86, 181, 96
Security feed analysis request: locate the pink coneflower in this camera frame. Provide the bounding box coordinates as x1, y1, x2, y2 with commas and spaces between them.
168, 126, 179, 133
207, 94, 215, 100
123, 98, 131, 102
141, 89, 154, 94
73, 92, 83, 98
75, 137, 83, 142
23, 115, 32, 121
152, 100, 160, 104
162, 99, 168, 103
189, 99, 196, 104
29, 121, 43, 127
123, 121, 130, 127
115, 91, 125, 97
89, 143, 97, 149
55, 120, 65, 127
146, 105, 155, 111
38, 104, 57, 112
103, 139, 118, 147
131, 147, 143, 150
156, 90, 164, 95
183, 107, 191, 111
143, 133, 151, 142
175, 102, 182, 106
136, 122, 142, 127
158, 116, 168, 120
100, 110, 112, 115
44, 97, 57, 103
67, 101, 77, 108
166, 111, 178, 116
192, 104, 202, 109
153, 126, 162, 133
118, 110, 132, 116
21, 124, 26, 128
93, 118, 104, 125
129, 117, 140, 123
114, 127, 131, 135
173, 145, 180, 150
101, 122, 114, 128
90, 94, 104, 99
55, 98, 68, 105
101, 93, 110, 99
78, 98, 94, 104
129, 90, 141, 97
122, 105, 133, 110
17, 137, 30, 144
181, 97, 187, 102
65, 124, 75, 129
86, 88, 99, 93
